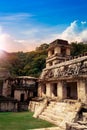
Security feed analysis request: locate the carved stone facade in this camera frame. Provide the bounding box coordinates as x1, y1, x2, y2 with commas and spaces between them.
38, 39, 87, 103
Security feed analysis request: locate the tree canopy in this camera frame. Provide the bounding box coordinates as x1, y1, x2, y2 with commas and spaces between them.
0, 42, 87, 77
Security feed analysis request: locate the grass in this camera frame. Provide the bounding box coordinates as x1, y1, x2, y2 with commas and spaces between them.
0, 112, 55, 130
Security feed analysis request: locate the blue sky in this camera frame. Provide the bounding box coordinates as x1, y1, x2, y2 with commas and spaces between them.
0, 0, 87, 52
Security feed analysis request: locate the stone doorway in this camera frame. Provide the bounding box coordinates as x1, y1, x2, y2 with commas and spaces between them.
43, 85, 46, 94
52, 83, 57, 97
61, 47, 66, 57
20, 93, 25, 102
66, 82, 77, 99
42, 85, 46, 95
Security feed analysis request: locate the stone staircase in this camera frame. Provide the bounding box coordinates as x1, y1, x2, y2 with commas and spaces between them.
39, 101, 82, 130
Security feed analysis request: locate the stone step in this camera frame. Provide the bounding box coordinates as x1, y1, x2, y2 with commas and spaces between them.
39, 115, 66, 129
46, 106, 53, 109
41, 111, 64, 121
47, 103, 56, 108
44, 109, 67, 117
33, 126, 64, 130
38, 101, 82, 128
41, 111, 77, 124
39, 115, 58, 126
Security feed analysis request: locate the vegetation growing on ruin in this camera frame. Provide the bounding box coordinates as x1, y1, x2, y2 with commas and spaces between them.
0, 42, 87, 77
0, 112, 54, 130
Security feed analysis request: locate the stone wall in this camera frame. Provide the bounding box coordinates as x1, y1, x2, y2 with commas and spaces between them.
66, 122, 87, 130
0, 102, 17, 111
28, 101, 44, 112
14, 90, 28, 101
77, 80, 87, 103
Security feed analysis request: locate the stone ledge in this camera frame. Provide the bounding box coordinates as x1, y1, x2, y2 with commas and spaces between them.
29, 127, 62, 130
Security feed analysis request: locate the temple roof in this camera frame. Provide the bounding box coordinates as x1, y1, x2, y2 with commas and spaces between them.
48, 39, 71, 50
50, 39, 69, 45
16, 76, 38, 80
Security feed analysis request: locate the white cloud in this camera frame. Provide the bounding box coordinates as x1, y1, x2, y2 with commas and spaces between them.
49, 20, 87, 43
81, 21, 87, 25
0, 13, 33, 22
0, 20, 87, 52
0, 28, 26, 52
58, 21, 78, 42
0, 26, 41, 52
20, 20, 87, 47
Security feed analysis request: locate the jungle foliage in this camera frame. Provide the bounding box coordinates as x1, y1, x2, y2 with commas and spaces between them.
0, 42, 87, 77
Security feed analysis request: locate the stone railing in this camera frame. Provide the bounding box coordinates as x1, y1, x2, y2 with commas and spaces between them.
33, 98, 48, 118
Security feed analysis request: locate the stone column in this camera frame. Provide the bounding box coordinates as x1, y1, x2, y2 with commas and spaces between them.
46, 83, 52, 97
14, 90, 20, 101
66, 48, 70, 56
77, 80, 86, 103
38, 83, 42, 97
55, 46, 61, 54
42, 84, 46, 97
62, 82, 67, 99
48, 50, 52, 57
46, 62, 49, 68
57, 81, 63, 100
51, 84, 55, 98
2, 80, 8, 97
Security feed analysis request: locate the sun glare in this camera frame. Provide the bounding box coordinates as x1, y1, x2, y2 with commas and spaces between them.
0, 43, 4, 50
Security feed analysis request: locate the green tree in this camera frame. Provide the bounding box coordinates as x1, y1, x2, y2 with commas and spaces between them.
71, 42, 87, 56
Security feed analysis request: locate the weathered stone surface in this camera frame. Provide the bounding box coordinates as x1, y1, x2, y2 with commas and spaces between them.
39, 101, 81, 129
66, 122, 87, 130
40, 56, 87, 80
33, 99, 47, 118
31, 127, 62, 130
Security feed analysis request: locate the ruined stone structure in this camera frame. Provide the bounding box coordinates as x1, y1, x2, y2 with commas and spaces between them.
11, 76, 38, 111
1, 39, 87, 129
38, 39, 87, 103
31, 39, 87, 130
0, 68, 18, 111
11, 76, 38, 102
0, 68, 38, 111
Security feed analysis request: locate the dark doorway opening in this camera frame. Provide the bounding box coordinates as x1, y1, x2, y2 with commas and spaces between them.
61, 47, 66, 57
0, 80, 3, 95
53, 83, 57, 96
43, 85, 46, 95
20, 93, 25, 102
11, 89, 14, 98
66, 82, 77, 99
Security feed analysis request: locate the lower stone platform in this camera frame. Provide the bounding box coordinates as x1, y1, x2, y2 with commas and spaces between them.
30, 127, 62, 130
29, 99, 83, 130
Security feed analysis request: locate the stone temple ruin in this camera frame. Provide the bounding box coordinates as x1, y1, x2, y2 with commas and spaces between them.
29, 39, 87, 130
1, 39, 87, 130
0, 68, 38, 111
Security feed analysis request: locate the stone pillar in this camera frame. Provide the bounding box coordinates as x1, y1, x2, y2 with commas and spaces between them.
42, 84, 46, 97
63, 82, 67, 99
46, 83, 52, 97
2, 80, 8, 97
55, 46, 61, 54
66, 48, 70, 56
51, 84, 55, 98
57, 81, 63, 100
77, 80, 86, 103
14, 90, 21, 101
38, 83, 42, 97
46, 62, 49, 68
48, 50, 52, 57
